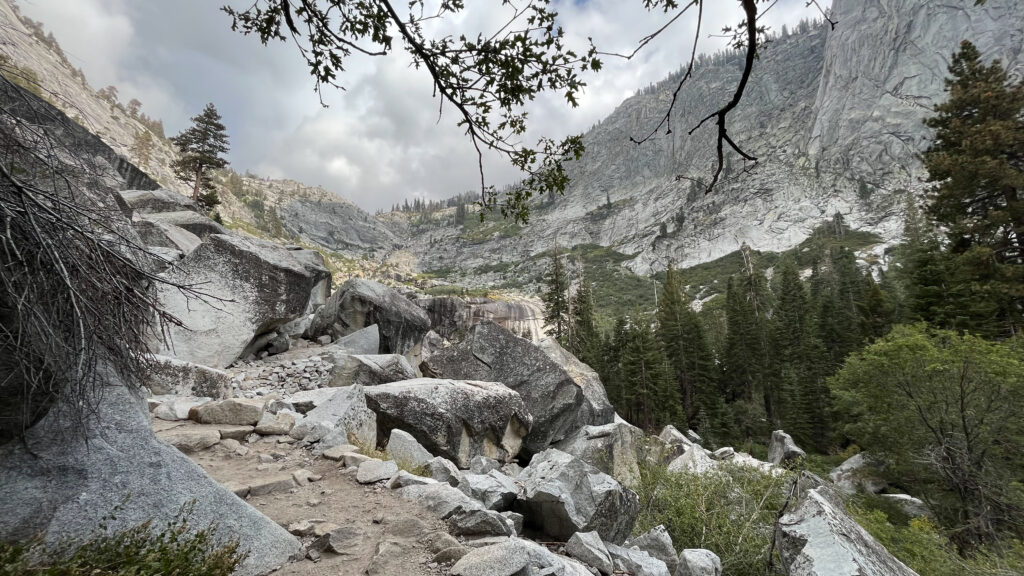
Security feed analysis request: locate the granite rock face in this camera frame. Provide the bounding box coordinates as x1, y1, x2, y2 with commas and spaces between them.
308, 278, 431, 356
155, 233, 329, 368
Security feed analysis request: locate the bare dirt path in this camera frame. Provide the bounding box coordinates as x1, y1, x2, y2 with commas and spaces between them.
161, 421, 451, 576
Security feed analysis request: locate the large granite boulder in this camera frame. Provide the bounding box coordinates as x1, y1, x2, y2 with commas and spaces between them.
667, 446, 717, 476
285, 246, 331, 312
536, 337, 616, 425
605, 543, 671, 576
396, 483, 484, 520
295, 385, 377, 447
676, 549, 722, 576
154, 233, 329, 368
0, 376, 300, 576
767, 430, 806, 466
553, 421, 646, 488
120, 189, 198, 214
829, 452, 887, 494
514, 449, 639, 544
414, 296, 471, 341
131, 219, 202, 255
626, 524, 677, 574
308, 278, 431, 356
422, 321, 613, 454
458, 470, 520, 511
451, 538, 593, 576
329, 354, 417, 387
776, 473, 920, 576
139, 210, 227, 239
145, 355, 231, 399
364, 378, 532, 468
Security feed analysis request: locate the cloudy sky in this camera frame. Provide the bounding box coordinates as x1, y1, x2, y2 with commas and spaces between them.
17, 0, 829, 211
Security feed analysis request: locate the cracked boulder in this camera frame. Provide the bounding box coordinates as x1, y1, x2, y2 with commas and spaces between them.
308, 278, 431, 356
365, 378, 531, 468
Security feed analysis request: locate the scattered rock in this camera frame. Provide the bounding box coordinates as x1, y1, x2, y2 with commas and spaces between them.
515, 449, 639, 544
322, 444, 360, 461
767, 430, 806, 466
387, 428, 434, 470
316, 334, 333, 346
605, 542, 671, 576
434, 546, 470, 564
626, 524, 677, 574
676, 549, 722, 576
451, 538, 592, 576
158, 428, 220, 453
829, 452, 887, 494
667, 447, 717, 475
329, 353, 417, 387
151, 396, 211, 421
386, 470, 438, 489
396, 483, 484, 520
248, 474, 297, 497
427, 456, 463, 486
553, 421, 646, 488
447, 509, 516, 538
458, 470, 520, 511
364, 378, 532, 468
254, 410, 297, 435
469, 455, 501, 475
566, 531, 614, 576
356, 459, 399, 484
189, 398, 265, 426
711, 447, 735, 461
292, 469, 320, 486
312, 526, 366, 555
300, 385, 377, 448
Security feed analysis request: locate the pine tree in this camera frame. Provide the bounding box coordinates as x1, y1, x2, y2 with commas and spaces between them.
619, 318, 680, 429
170, 103, 230, 209
129, 129, 153, 170
656, 264, 721, 432
922, 40, 1024, 336
569, 265, 601, 369
541, 251, 570, 342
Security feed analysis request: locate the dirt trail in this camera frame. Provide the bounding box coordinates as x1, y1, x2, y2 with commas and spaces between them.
163, 421, 451, 576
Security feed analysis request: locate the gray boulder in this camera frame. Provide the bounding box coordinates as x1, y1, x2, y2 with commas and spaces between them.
299, 385, 377, 447
829, 452, 887, 494
319, 324, 381, 355
387, 428, 434, 470
458, 470, 520, 511
451, 538, 593, 576
364, 378, 532, 468
146, 355, 231, 399
254, 410, 298, 436
879, 494, 933, 519
537, 337, 616, 427
447, 509, 516, 538
667, 446, 717, 475
356, 459, 399, 484
120, 189, 198, 215
676, 549, 722, 576
515, 449, 639, 544
139, 210, 226, 239
329, 353, 417, 387
154, 234, 329, 368
427, 456, 463, 486
0, 378, 300, 576
767, 430, 806, 465
308, 278, 431, 355
605, 543, 671, 576
131, 219, 201, 255
776, 473, 919, 576
397, 483, 484, 520
188, 398, 265, 426
627, 524, 677, 574
553, 421, 646, 488
151, 396, 210, 421
422, 321, 613, 454
387, 470, 438, 489
565, 531, 614, 575
469, 455, 501, 474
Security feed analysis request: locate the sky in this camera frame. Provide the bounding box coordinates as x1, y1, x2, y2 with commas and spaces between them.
16, 0, 829, 211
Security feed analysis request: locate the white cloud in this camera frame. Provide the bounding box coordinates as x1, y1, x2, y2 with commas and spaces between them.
17, 0, 830, 211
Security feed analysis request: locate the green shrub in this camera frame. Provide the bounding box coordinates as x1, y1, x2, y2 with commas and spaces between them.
0, 502, 245, 576
634, 463, 793, 575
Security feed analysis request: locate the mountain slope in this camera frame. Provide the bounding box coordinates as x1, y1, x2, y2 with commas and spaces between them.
401, 0, 1024, 277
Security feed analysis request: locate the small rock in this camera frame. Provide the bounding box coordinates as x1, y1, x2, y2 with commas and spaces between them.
317, 335, 333, 345
426, 456, 462, 487
711, 447, 735, 461
468, 455, 500, 475
287, 520, 315, 536
248, 474, 296, 497
676, 549, 722, 576
356, 459, 399, 484
566, 531, 613, 576
387, 470, 439, 489
292, 469, 320, 486
344, 453, 372, 468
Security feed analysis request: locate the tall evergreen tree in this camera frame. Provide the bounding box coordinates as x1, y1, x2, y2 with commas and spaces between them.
170, 103, 229, 209
922, 40, 1024, 337
569, 265, 601, 369
541, 251, 570, 342
656, 264, 721, 432
619, 318, 680, 429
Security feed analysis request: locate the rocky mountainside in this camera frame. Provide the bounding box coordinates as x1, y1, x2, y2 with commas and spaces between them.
401, 0, 1024, 277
